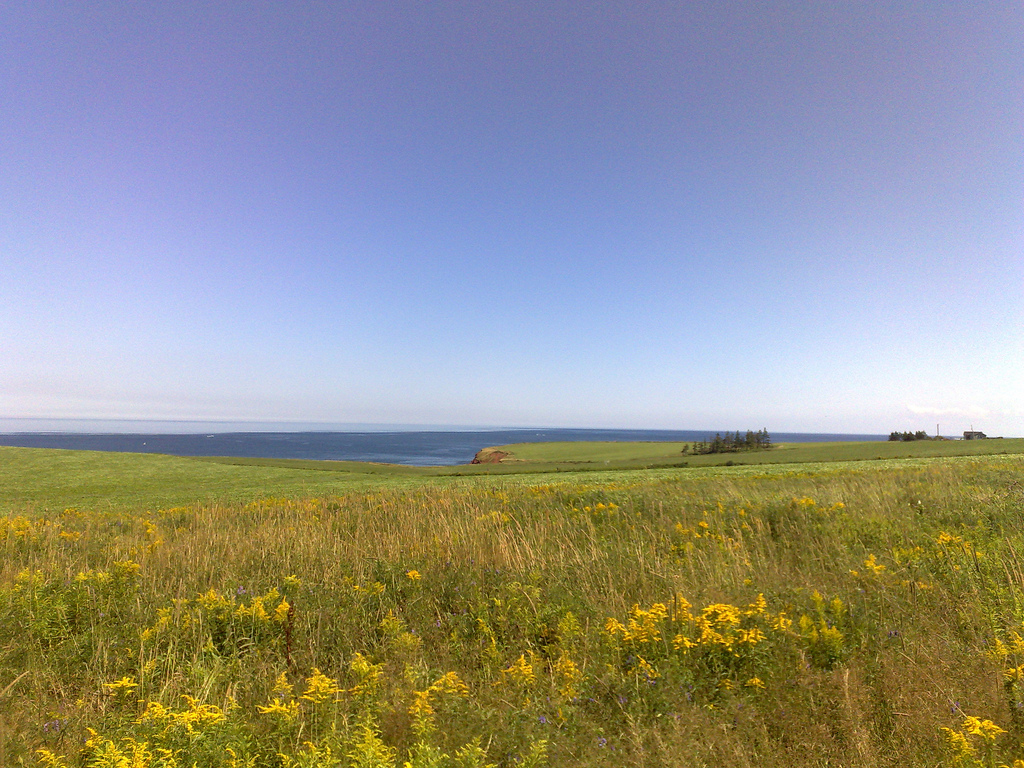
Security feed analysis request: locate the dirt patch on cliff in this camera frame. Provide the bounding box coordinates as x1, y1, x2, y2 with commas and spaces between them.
470, 448, 513, 464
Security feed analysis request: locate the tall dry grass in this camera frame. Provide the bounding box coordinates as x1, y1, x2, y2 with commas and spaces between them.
2, 457, 1023, 766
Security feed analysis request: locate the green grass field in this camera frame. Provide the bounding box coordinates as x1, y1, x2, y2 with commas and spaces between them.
484, 437, 1024, 467
3, 442, 1024, 766
4, 438, 1023, 513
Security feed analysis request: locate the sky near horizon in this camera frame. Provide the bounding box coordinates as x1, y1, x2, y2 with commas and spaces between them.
2, 2, 1022, 436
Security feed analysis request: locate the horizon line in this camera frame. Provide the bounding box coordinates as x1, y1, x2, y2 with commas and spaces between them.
0, 416, 894, 437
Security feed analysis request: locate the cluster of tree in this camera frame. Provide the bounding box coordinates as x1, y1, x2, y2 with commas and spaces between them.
888, 430, 931, 442
683, 429, 773, 455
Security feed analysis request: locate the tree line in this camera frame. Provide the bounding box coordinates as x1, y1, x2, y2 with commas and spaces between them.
682, 429, 773, 455
888, 430, 931, 442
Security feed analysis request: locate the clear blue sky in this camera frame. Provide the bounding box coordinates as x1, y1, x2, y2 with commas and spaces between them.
2, 1, 1022, 435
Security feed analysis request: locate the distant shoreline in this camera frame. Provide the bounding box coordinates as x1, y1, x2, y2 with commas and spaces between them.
0, 428, 891, 467
0, 417, 890, 438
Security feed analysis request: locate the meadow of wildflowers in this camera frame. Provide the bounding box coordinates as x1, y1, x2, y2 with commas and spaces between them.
3, 451, 1024, 765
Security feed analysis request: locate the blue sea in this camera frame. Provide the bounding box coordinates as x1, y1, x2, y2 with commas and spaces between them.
0, 423, 887, 466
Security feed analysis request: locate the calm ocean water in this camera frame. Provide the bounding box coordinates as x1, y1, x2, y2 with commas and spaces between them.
0, 428, 887, 466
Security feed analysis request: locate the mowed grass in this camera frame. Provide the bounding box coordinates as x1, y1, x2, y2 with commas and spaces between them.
3, 446, 1024, 766
490, 437, 1024, 467
5, 437, 1024, 513
0, 447, 454, 514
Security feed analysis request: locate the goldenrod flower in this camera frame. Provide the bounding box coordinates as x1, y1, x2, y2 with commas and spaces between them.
604, 617, 627, 638
102, 677, 138, 695
737, 627, 765, 645
673, 634, 697, 652
176, 696, 228, 734
503, 654, 536, 687
271, 672, 292, 698
429, 671, 470, 698
702, 604, 741, 626
379, 610, 403, 636
1010, 631, 1024, 654
136, 700, 170, 725
111, 560, 141, 579
409, 689, 435, 721
35, 749, 69, 768
257, 698, 300, 719
636, 657, 660, 680
745, 594, 767, 616
553, 655, 583, 698
772, 613, 793, 632
273, 598, 291, 624
301, 668, 341, 705
348, 653, 383, 696
864, 554, 886, 575
963, 716, 1005, 740
941, 727, 976, 758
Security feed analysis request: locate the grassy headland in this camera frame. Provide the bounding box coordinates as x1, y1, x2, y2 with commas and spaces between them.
2, 443, 1024, 766
478, 436, 1024, 467
4, 438, 1024, 512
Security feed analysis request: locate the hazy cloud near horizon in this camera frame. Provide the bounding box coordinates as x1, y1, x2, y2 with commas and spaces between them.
2, 2, 1021, 435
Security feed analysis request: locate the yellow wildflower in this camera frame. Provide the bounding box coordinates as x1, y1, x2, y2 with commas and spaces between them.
175, 696, 227, 733
738, 627, 765, 645
349, 652, 383, 696
272, 672, 293, 698
864, 554, 886, 575
772, 613, 793, 632
35, 750, 70, 768
273, 598, 291, 624
702, 603, 741, 626
196, 589, 231, 612
301, 668, 341, 705
941, 727, 976, 758
503, 654, 536, 687
429, 671, 470, 698
963, 716, 1005, 740
636, 656, 660, 680
111, 560, 141, 579
745, 593, 767, 616
409, 689, 435, 720
136, 700, 170, 724
673, 634, 697, 652
379, 610, 403, 636
257, 698, 300, 719
672, 594, 693, 622
552, 655, 583, 698
605, 617, 627, 638
102, 677, 138, 695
